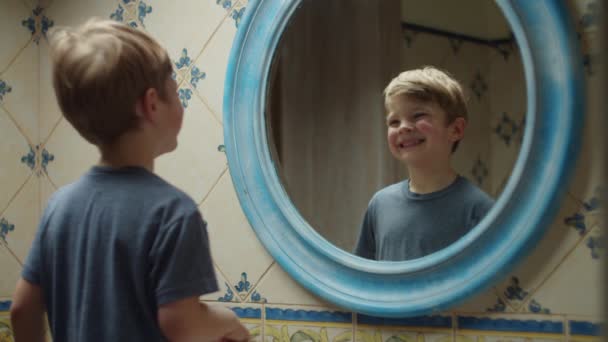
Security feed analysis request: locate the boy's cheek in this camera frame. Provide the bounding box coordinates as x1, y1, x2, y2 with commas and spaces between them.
416, 120, 433, 133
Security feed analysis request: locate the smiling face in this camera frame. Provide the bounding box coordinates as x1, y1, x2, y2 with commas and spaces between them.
386, 94, 465, 167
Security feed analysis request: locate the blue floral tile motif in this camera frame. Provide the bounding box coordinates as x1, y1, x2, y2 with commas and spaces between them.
22, 6, 54, 44
0, 301, 10, 311
486, 298, 506, 312
217, 145, 226, 153
449, 38, 463, 54
216, 0, 232, 9
218, 282, 235, 302
178, 88, 192, 108
21, 146, 36, 170
0, 218, 15, 244
110, 0, 152, 28
586, 233, 604, 259
494, 112, 520, 146
503, 276, 528, 301
231, 7, 246, 28
469, 71, 488, 100
174, 49, 206, 89
580, 1, 598, 29
0, 80, 12, 102
528, 299, 551, 314
565, 186, 602, 235
471, 156, 488, 186
402, 30, 417, 48
218, 272, 267, 303
20, 145, 55, 176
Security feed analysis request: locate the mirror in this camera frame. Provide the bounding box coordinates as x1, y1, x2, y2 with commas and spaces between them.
223, 0, 583, 317
266, 0, 525, 259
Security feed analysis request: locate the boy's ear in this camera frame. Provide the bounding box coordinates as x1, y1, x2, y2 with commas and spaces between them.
135, 88, 161, 123
449, 117, 466, 142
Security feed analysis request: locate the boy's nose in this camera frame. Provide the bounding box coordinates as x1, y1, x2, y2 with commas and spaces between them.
399, 122, 414, 133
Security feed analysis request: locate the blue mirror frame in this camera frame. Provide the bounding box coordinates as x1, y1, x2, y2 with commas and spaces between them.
223, 0, 584, 317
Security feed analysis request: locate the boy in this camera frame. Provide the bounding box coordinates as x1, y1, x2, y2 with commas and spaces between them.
354, 66, 494, 261
10, 19, 250, 342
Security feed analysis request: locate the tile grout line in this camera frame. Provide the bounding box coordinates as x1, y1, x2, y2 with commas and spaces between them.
41, 116, 63, 146
212, 261, 242, 304
0, 38, 32, 76
0, 172, 34, 219
516, 225, 598, 314
242, 260, 275, 303
197, 165, 228, 207
1, 241, 24, 267
1, 104, 35, 148
194, 88, 223, 127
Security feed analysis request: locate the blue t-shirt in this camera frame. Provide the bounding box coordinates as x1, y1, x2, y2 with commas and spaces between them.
22, 166, 218, 341
354, 176, 494, 261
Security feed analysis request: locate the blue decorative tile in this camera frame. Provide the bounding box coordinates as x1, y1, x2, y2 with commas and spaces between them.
471, 156, 488, 186
569, 320, 603, 337
580, 1, 599, 30
0, 301, 10, 311
20, 145, 55, 176
486, 298, 506, 312
357, 314, 451, 328
0, 218, 15, 244
0, 80, 12, 102
218, 282, 235, 302
527, 299, 551, 314
266, 308, 351, 323
503, 276, 528, 301
216, 0, 233, 10
565, 186, 602, 235
586, 233, 604, 260
21, 6, 54, 44
494, 112, 520, 146
458, 317, 563, 334
217, 144, 226, 153
178, 88, 192, 108
235, 272, 251, 292
250, 290, 266, 303
232, 307, 262, 319
110, 0, 152, 28
231, 7, 245, 28
469, 71, 488, 100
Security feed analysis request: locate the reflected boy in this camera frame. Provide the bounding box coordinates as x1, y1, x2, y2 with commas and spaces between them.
354, 66, 494, 261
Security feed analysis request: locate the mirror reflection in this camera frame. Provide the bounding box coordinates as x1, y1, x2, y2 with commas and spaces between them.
266, 0, 525, 260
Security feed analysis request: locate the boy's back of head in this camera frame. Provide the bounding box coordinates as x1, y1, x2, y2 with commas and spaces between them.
384, 66, 468, 152
48, 18, 173, 147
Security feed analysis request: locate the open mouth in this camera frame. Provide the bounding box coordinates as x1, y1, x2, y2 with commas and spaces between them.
398, 138, 425, 149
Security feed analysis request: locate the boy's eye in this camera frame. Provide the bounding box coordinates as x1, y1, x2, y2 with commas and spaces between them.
413, 113, 427, 119
388, 119, 400, 127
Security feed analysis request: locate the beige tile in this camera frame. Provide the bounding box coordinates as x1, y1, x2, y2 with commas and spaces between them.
1, 41, 39, 144
0, 108, 32, 212
155, 91, 226, 204
493, 196, 584, 311
144, 0, 229, 69
43, 118, 99, 188
0, 0, 32, 72
453, 287, 514, 314
2, 176, 39, 263
44, 0, 119, 29
0, 244, 22, 297
192, 14, 238, 123
199, 172, 274, 303
254, 264, 331, 306
529, 225, 603, 316
39, 39, 63, 143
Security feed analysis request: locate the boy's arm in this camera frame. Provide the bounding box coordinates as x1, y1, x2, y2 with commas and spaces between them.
158, 296, 250, 342
10, 278, 46, 342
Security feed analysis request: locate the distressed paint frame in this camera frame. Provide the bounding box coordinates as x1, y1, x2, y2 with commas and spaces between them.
223, 0, 585, 317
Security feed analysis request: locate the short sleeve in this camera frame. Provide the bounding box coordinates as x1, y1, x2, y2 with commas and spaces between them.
353, 201, 376, 260
149, 209, 218, 306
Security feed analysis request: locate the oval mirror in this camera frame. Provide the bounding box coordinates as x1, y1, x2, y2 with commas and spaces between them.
223, 0, 584, 317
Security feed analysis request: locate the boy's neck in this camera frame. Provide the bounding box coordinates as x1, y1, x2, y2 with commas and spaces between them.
98, 133, 156, 172
407, 163, 458, 194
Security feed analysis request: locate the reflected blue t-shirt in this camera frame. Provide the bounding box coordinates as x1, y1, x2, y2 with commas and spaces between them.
354, 176, 494, 261
22, 166, 218, 341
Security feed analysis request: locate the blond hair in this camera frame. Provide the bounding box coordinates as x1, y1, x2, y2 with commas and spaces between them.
384, 66, 468, 123
48, 18, 173, 146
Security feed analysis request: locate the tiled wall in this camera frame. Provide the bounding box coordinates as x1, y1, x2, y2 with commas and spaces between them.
0, 0, 602, 341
